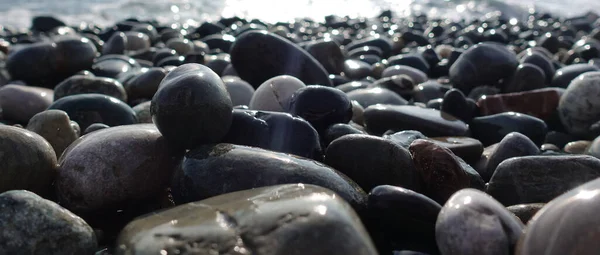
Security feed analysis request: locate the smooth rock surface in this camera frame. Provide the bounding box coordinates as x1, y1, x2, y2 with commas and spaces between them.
471, 112, 548, 146
249, 75, 306, 112
483, 132, 541, 182
558, 71, 600, 139
54, 75, 128, 102
287, 85, 352, 132
0, 84, 54, 123
347, 88, 408, 108
117, 184, 377, 255
223, 76, 255, 106
506, 203, 545, 224
26, 110, 79, 158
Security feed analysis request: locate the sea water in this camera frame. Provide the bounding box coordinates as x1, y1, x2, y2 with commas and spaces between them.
0, 0, 598, 29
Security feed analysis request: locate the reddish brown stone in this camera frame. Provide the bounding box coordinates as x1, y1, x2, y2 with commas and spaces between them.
477, 88, 562, 121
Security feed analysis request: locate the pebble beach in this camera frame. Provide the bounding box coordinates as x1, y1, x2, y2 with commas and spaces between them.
1, 0, 600, 254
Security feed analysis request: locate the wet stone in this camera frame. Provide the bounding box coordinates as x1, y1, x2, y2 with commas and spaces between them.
506, 203, 545, 224
347, 88, 408, 108
440, 88, 476, 123
132, 101, 152, 123
26, 109, 80, 158
287, 85, 353, 133
48, 94, 138, 131
471, 112, 548, 146
486, 155, 600, 206
384, 130, 427, 148
409, 139, 485, 204
323, 123, 365, 147
368, 74, 415, 99
231, 30, 331, 88
0, 190, 97, 254
436, 189, 524, 255
54, 75, 128, 102
325, 134, 420, 192
123, 67, 167, 102
116, 184, 378, 255
222, 76, 255, 106
558, 71, 600, 139
551, 63, 600, 88
482, 132, 541, 183
515, 178, 600, 255
171, 143, 367, 211
428, 136, 484, 164
83, 123, 110, 135
222, 109, 322, 159
363, 105, 469, 137
151, 63, 233, 150
305, 39, 345, 74
564, 140, 592, 154
477, 88, 562, 122
381, 65, 428, 85
249, 75, 306, 112
412, 81, 448, 103
0, 84, 54, 123
504, 63, 547, 93
344, 59, 373, 80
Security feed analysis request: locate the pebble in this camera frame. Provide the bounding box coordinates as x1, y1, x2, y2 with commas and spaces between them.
91, 55, 141, 79
305, 39, 345, 74
558, 71, 600, 139
369, 74, 414, 99
440, 88, 477, 122
249, 75, 306, 112
151, 63, 233, 149
449, 43, 519, 93
0, 125, 57, 196
117, 184, 377, 255
504, 63, 546, 93
384, 130, 427, 148
388, 53, 430, 74
563, 140, 592, 154
0, 84, 54, 123
477, 88, 562, 122
287, 85, 353, 132
471, 112, 548, 146
54, 75, 128, 102
131, 101, 152, 123
347, 88, 408, 108
541, 143, 560, 152
123, 67, 167, 103
222, 109, 322, 159
551, 63, 600, 88
436, 189, 524, 255
344, 59, 373, 80
83, 123, 110, 135
323, 123, 365, 147
336, 81, 370, 93
48, 93, 138, 131
409, 139, 485, 204
367, 185, 442, 254
170, 143, 367, 211
6, 36, 97, 88
381, 65, 428, 84
352, 100, 366, 125
102, 32, 127, 55
506, 203, 545, 224
26, 109, 80, 158
486, 155, 600, 206
520, 50, 556, 84
222, 76, 255, 106
56, 124, 181, 213
515, 177, 600, 254
363, 105, 469, 136
230, 30, 331, 87
412, 81, 448, 103
325, 134, 420, 192
483, 132, 540, 182
428, 136, 484, 164
0, 190, 97, 254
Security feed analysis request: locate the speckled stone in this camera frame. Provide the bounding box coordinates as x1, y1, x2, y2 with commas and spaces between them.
0, 190, 97, 254
558, 71, 600, 139
506, 203, 545, 224
486, 155, 600, 206
171, 143, 367, 211
516, 178, 600, 255
409, 139, 485, 204
54, 75, 128, 102
325, 134, 420, 192
0, 84, 53, 123
56, 124, 181, 213
0, 125, 57, 196
436, 189, 524, 255
26, 110, 79, 158
116, 184, 377, 255
249, 75, 306, 112
381, 65, 428, 84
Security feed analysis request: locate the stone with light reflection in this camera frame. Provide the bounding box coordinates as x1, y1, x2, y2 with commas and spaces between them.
6, 36, 97, 88
486, 155, 600, 206
436, 189, 524, 255
115, 184, 378, 255
48, 93, 137, 130
249, 75, 305, 112
558, 71, 600, 139
150, 63, 233, 149
171, 143, 366, 211
27, 109, 80, 158
54, 75, 128, 102
55, 124, 181, 213
481, 132, 540, 182
230, 30, 332, 88
363, 105, 469, 136
470, 112, 547, 146
347, 88, 408, 108
0, 84, 53, 123
516, 177, 600, 254
381, 65, 428, 84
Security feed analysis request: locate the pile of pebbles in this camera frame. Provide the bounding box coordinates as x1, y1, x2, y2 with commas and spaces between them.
1, 9, 600, 255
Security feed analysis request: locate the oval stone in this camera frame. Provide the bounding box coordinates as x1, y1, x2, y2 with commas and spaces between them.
249, 75, 305, 112
381, 65, 428, 84
558, 71, 600, 139
151, 63, 233, 149
506, 203, 545, 224
483, 132, 540, 182
551, 63, 600, 88
48, 94, 138, 131
230, 30, 331, 88
171, 143, 367, 211
477, 88, 562, 121
471, 112, 548, 146
364, 105, 469, 137
325, 134, 420, 192
486, 155, 600, 206
54, 75, 128, 102
222, 76, 255, 106
347, 88, 408, 108
116, 184, 377, 255
123, 67, 167, 102
56, 124, 181, 213
26, 110, 79, 158
287, 85, 352, 132
436, 189, 524, 255
0, 84, 53, 123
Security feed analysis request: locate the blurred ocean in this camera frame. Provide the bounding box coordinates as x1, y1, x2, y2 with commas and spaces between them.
0, 0, 598, 28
